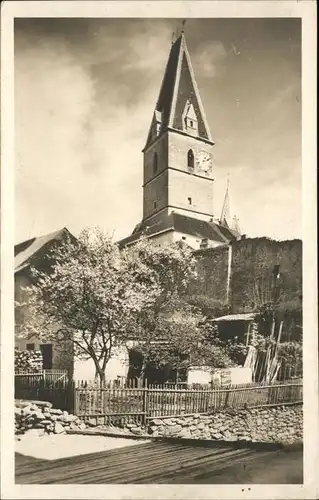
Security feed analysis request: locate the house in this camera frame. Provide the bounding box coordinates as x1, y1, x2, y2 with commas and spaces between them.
119, 30, 241, 250
15, 227, 75, 376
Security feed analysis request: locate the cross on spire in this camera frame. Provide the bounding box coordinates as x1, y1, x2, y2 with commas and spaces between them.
181, 19, 187, 33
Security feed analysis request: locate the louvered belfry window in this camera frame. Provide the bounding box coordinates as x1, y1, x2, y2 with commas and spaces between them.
187, 149, 194, 169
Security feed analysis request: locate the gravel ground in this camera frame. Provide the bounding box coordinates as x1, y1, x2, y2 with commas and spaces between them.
15, 433, 150, 461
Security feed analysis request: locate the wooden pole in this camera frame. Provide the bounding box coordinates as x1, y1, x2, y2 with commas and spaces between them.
246, 322, 251, 347
226, 244, 232, 305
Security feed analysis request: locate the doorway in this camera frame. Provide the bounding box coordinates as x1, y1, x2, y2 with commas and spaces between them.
40, 344, 53, 369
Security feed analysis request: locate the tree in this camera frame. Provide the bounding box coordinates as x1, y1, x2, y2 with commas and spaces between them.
132, 298, 234, 383
16, 228, 164, 384
16, 228, 198, 385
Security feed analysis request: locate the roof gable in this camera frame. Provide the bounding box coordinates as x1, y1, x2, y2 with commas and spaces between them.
14, 227, 75, 274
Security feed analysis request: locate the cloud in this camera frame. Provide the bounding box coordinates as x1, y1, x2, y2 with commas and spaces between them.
14, 18, 301, 244
15, 21, 172, 243
193, 41, 227, 78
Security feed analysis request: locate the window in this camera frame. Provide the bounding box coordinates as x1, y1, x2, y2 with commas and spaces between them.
187, 197, 192, 205
40, 344, 53, 369
26, 343, 35, 351
183, 100, 198, 136
187, 149, 194, 169
153, 201, 157, 210
153, 152, 158, 175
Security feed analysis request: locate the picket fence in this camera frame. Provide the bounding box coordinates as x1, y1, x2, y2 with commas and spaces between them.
15, 374, 303, 425
15, 372, 73, 412
73, 380, 303, 426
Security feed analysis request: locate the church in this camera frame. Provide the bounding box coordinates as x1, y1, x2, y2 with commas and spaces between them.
119, 29, 241, 250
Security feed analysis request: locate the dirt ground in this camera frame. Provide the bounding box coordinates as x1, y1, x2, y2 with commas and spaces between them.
15, 433, 150, 460
180, 448, 303, 484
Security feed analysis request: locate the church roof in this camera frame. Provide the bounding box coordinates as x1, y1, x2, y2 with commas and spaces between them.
118, 212, 238, 248
217, 223, 240, 240
144, 32, 213, 149
15, 227, 74, 273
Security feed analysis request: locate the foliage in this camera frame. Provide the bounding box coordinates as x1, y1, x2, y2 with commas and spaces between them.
277, 340, 302, 373
134, 239, 197, 311
224, 342, 249, 366
15, 228, 197, 384
184, 294, 230, 319
132, 299, 234, 377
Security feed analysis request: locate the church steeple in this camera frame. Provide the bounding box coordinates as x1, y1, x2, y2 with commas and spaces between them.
144, 31, 214, 150
119, 29, 241, 250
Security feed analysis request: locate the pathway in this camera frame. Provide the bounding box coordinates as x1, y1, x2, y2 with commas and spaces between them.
15, 439, 302, 484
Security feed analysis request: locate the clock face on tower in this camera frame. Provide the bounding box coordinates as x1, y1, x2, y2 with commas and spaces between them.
196, 151, 212, 174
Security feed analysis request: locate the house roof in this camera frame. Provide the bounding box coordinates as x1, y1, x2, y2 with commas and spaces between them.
118, 212, 238, 248
144, 32, 213, 149
14, 227, 73, 273
212, 313, 257, 322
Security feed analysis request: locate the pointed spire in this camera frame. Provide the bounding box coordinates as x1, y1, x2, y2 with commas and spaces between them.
143, 29, 214, 150
231, 215, 241, 234
220, 177, 230, 228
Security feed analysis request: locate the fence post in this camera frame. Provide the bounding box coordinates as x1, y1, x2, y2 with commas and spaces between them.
69, 379, 75, 414
143, 387, 148, 425
73, 381, 78, 415
224, 386, 230, 409
267, 384, 273, 405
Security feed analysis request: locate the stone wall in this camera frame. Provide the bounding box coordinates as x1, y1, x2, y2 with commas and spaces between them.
15, 400, 86, 436
147, 405, 303, 445
190, 237, 302, 317
190, 244, 229, 304
230, 237, 302, 313
16, 398, 302, 446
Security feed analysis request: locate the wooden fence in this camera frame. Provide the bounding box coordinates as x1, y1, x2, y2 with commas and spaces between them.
15, 375, 303, 424
73, 380, 303, 425
15, 373, 73, 412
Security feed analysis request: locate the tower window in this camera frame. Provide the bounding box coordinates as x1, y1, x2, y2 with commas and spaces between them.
153, 152, 158, 174
187, 149, 194, 169
153, 201, 157, 210
187, 197, 192, 205
183, 99, 198, 136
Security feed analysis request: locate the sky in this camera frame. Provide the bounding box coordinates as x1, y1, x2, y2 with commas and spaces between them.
14, 18, 301, 244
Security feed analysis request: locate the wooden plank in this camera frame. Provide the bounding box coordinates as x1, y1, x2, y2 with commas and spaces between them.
16, 443, 265, 485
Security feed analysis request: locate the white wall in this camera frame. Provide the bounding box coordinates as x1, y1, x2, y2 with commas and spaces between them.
187, 367, 212, 385
73, 345, 129, 382
188, 366, 253, 386
149, 230, 224, 250
149, 230, 174, 247
212, 367, 253, 386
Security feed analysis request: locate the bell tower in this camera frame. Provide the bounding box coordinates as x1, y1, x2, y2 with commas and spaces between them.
142, 31, 215, 225
119, 30, 240, 249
